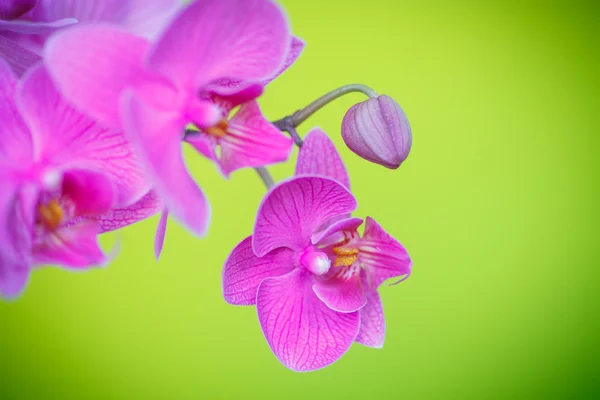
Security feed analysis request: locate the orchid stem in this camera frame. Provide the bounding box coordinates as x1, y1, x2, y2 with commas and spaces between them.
255, 167, 275, 189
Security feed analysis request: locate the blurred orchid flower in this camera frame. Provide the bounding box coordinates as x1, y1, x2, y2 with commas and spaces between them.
0, 61, 157, 300
222, 130, 412, 371
45, 0, 296, 237
342, 94, 412, 169
0, 0, 181, 53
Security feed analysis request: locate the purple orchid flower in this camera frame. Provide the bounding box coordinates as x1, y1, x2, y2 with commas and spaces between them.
0, 60, 157, 300
0, 0, 181, 53
44, 0, 297, 237
222, 129, 412, 371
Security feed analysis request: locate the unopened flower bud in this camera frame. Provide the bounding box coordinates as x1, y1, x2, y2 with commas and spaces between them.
341, 95, 411, 169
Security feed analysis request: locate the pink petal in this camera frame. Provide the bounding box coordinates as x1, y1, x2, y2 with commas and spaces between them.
253, 176, 357, 257
0, 257, 30, 300
93, 190, 162, 233
219, 100, 293, 176
61, 169, 115, 216
263, 36, 305, 85
185, 132, 218, 163
313, 274, 367, 313
360, 216, 412, 288
121, 91, 211, 236
148, 0, 290, 90
17, 65, 150, 205
0, 58, 32, 166
0, 0, 35, 19
222, 236, 295, 305
0, 17, 77, 34
33, 222, 106, 269
257, 268, 360, 372
0, 35, 41, 77
355, 288, 386, 348
154, 209, 168, 260
311, 217, 363, 246
44, 25, 152, 128
296, 128, 350, 189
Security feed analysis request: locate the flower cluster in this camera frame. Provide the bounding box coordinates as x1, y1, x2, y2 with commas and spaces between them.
0, 0, 413, 371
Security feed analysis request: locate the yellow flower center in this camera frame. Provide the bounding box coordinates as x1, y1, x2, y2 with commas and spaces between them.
205, 119, 229, 137
332, 246, 359, 267
37, 199, 64, 231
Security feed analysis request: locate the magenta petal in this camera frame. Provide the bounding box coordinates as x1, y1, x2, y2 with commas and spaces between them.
257, 268, 360, 372
296, 128, 350, 189
18, 65, 149, 205
253, 176, 357, 257
0, 17, 77, 34
93, 191, 162, 233
360, 216, 412, 288
222, 236, 295, 306
62, 169, 115, 216
355, 288, 386, 348
0, 58, 32, 165
185, 133, 218, 163
34, 223, 106, 269
122, 91, 210, 236
0, 36, 41, 77
0, 0, 35, 19
263, 36, 305, 85
45, 25, 151, 128
0, 258, 30, 300
311, 217, 364, 246
148, 0, 290, 90
313, 274, 367, 313
219, 101, 293, 176
154, 209, 168, 260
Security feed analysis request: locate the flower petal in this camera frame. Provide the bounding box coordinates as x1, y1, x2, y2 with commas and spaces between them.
17, 65, 150, 205
86, 190, 162, 233
360, 216, 412, 288
313, 274, 367, 313
253, 176, 357, 257
263, 36, 305, 85
0, 58, 32, 167
61, 169, 115, 216
44, 24, 152, 128
148, 0, 290, 90
257, 268, 360, 372
33, 222, 106, 269
0, 17, 77, 34
0, 35, 41, 77
219, 100, 293, 176
355, 288, 386, 348
0, 257, 30, 300
222, 236, 295, 305
121, 91, 211, 236
0, 0, 35, 20
311, 216, 363, 246
296, 127, 350, 189
154, 209, 168, 260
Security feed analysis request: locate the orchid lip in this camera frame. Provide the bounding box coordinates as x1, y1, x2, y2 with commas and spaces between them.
299, 248, 331, 276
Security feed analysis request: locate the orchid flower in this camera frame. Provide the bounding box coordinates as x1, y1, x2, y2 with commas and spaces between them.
222, 129, 412, 371
0, 60, 157, 300
0, 0, 181, 53
45, 0, 297, 237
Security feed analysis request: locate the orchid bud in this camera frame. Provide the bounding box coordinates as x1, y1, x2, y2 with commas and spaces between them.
341, 95, 412, 169
0, 0, 35, 20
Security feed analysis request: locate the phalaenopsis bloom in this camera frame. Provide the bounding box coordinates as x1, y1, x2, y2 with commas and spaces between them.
0, 0, 414, 373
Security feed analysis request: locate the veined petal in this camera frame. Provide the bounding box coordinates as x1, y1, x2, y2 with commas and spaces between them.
121, 91, 211, 236
0, 0, 35, 20
91, 190, 162, 233
222, 236, 295, 306
0, 58, 32, 166
154, 209, 168, 260
313, 274, 367, 313
18, 65, 150, 205
0, 36, 41, 77
219, 101, 293, 176
311, 217, 363, 246
296, 128, 350, 189
253, 176, 357, 257
0, 17, 77, 34
34, 222, 106, 269
360, 216, 412, 288
355, 287, 386, 348
257, 268, 360, 372
148, 0, 290, 90
263, 36, 305, 85
61, 169, 115, 216
45, 24, 152, 128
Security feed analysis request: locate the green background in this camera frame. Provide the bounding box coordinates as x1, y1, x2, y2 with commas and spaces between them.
1, 0, 598, 398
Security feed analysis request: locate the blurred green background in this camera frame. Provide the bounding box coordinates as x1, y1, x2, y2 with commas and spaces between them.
1, 0, 598, 398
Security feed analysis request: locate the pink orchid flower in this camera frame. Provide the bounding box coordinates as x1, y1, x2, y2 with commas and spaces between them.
0, 61, 157, 300
45, 0, 297, 237
0, 0, 181, 53
222, 129, 412, 371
